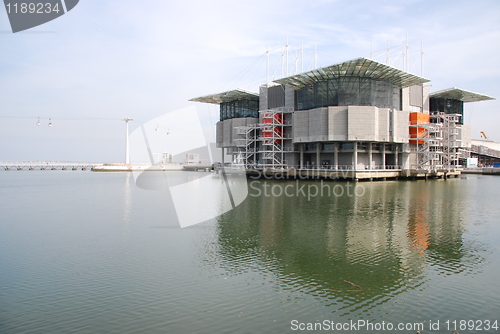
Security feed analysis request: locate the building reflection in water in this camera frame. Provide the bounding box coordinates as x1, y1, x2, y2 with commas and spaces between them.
203, 178, 484, 313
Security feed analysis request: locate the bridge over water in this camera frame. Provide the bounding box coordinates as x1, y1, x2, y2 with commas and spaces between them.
468, 144, 500, 165
0, 161, 104, 171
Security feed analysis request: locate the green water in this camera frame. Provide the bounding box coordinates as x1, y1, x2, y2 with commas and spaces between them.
0, 172, 499, 333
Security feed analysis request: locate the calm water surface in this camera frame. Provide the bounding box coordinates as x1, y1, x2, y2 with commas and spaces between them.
0, 171, 499, 333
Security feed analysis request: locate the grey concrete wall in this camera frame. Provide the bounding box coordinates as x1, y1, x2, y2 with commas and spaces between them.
216, 121, 224, 148
292, 111, 309, 143
320, 153, 335, 165
216, 118, 258, 148
408, 151, 418, 168
401, 87, 410, 112
357, 154, 370, 169
308, 108, 329, 142
268, 85, 285, 109
259, 85, 268, 111
291, 105, 408, 144
285, 152, 298, 167
347, 106, 377, 141
401, 152, 410, 169
459, 125, 472, 148
372, 153, 383, 166
338, 153, 352, 166
409, 85, 423, 108
285, 86, 295, 110
328, 107, 348, 141
393, 110, 409, 143
404, 85, 428, 113
222, 119, 233, 147
423, 84, 431, 113
377, 108, 390, 142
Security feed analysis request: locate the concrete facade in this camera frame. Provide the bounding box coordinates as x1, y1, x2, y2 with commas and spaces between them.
216, 117, 258, 148
191, 57, 493, 173
291, 106, 409, 144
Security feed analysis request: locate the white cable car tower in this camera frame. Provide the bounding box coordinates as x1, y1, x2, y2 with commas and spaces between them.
122, 117, 133, 164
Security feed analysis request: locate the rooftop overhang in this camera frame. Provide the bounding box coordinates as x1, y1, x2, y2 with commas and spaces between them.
430, 87, 495, 102
273, 57, 430, 90
189, 88, 259, 104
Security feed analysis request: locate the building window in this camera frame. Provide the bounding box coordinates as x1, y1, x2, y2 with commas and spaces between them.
322, 143, 335, 151
430, 97, 464, 124
339, 142, 354, 150
219, 99, 259, 121
268, 85, 286, 108
357, 142, 368, 150
305, 143, 317, 151
296, 77, 401, 111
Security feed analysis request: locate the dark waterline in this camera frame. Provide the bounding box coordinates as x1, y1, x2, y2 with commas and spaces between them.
0, 171, 499, 333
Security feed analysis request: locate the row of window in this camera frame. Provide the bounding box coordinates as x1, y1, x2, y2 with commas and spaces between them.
430, 97, 464, 124
296, 77, 401, 111
220, 99, 259, 121
303, 142, 398, 151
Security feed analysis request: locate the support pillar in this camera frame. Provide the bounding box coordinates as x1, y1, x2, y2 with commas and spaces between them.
368, 142, 373, 170
353, 141, 358, 170
300, 143, 304, 169
316, 143, 320, 168
382, 144, 386, 169
395, 145, 399, 168
334, 143, 339, 170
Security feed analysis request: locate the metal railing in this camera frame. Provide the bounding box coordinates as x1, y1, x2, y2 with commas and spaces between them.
471, 144, 500, 159
0, 161, 103, 170
243, 164, 403, 171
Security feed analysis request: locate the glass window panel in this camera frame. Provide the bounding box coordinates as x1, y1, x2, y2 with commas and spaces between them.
220, 99, 258, 120
294, 77, 406, 111
340, 142, 354, 150
392, 86, 401, 110
326, 78, 338, 106
359, 78, 371, 106
297, 86, 314, 110
314, 81, 328, 108
322, 143, 335, 150
339, 77, 360, 106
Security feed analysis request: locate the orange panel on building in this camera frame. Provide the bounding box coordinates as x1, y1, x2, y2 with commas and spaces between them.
262, 113, 283, 143
410, 112, 430, 125
409, 112, 430, 145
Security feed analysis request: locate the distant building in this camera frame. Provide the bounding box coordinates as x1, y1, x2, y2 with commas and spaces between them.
191, 57, 494, 173
183, 153, 200, 165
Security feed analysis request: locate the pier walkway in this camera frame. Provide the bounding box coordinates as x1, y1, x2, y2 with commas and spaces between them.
0, 161, 103, 171
226, 165, 462, 181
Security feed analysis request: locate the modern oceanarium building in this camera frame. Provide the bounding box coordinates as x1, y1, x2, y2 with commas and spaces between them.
191, 57, 494, 178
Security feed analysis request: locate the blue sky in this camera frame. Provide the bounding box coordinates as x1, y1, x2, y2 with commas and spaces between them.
0, 0, 499, 162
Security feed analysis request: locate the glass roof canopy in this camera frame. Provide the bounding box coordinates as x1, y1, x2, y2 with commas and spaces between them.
273, 57, 430, 90
190, 88, 259, 104
430, 87, 495, 102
